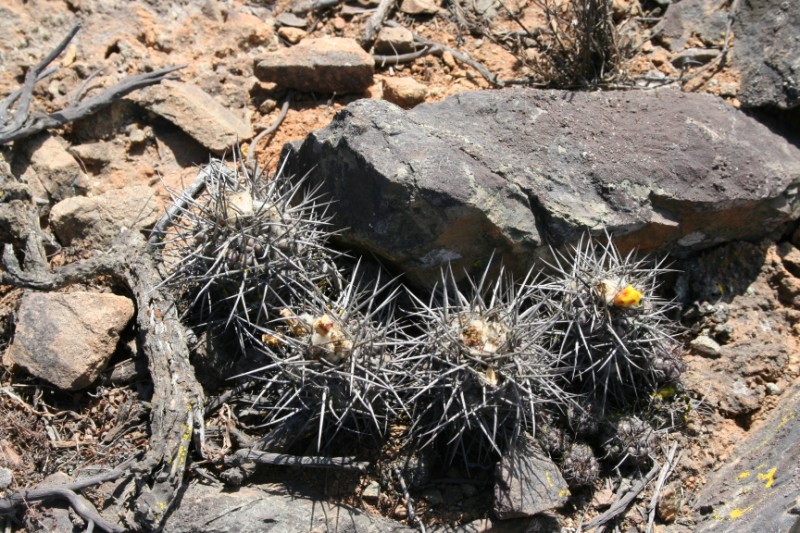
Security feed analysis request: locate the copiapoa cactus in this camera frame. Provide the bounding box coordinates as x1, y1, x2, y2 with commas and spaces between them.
399, 262, 570, 462
541, 232, 684, 408
158, 156, 341, 349
232, 262, 409, 452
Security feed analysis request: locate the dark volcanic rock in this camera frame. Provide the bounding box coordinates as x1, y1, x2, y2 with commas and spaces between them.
494, 435, 570, 519
732, 0, 800, 110
692, 381, 800, 532
282, 88, 800, 287
162, 482, 412, 532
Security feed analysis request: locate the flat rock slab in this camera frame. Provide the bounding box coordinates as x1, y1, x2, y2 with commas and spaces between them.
50, 185, 159, 249
6, 291, 135, 391
131, 80, 253, 154
732, 0, 799, 110
17, 134, 89, 204
162, 482, 413, 532
494, 435, 569, 520
254, 37, 374, 94
692, 381, 800, 532
282, 88, 800, 288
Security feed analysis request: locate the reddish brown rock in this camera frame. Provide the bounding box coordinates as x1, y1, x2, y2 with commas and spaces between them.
6, 291, 135, 391
382, 77, 427, 108
50, 185, 159, 249
254, 37, 374, 94
130, 80, 253, 154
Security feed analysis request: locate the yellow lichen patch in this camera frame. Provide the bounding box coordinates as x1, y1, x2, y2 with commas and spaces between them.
737, 471, 750, 480
652, 385, 677, 400
545, 471, 554, 488
558, 489, 571, 498
613, 285, 643, 307
757, 467, 776, 489
729, 507, 750, 520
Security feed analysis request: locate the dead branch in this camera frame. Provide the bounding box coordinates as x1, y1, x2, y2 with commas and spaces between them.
0, 457, 136, 532
0, 23, 185, 145
646, 443, 681, 533
374, 46, 440, 66
1, 197, 204, 531
384, 21, 505, 87
246, 90, 293, 169
225, 448, 369, 472
579, 461, 660, 531
362, 0, 397, 49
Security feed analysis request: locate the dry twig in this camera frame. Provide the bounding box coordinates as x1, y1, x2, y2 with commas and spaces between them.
362, 0, 397, 48
0, 457, 136, 532
579, 461, 660, 531
0, 23, 184, 145
1, 188, 204, 530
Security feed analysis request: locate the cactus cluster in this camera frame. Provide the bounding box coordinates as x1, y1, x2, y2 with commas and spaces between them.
160, 159, 684, 477
159, 158, 339, 346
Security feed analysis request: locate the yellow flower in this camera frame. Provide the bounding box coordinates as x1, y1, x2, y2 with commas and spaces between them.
613, 285, 643, 307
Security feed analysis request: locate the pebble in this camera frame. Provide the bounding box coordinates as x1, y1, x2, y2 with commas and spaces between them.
278, 27, 306, 44
332, 16, 346, 32
400, 0, 439, 15
362, 481, 380, 501
382, 77, 427, 108
0, 467, 12, 490
690, 335, 722, 357
277, 12, 308, 28
766, 382, 781, 395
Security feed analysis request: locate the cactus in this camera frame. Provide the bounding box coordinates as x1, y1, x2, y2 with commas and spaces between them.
158, 157, 341, 348
233, 262, 407, 451
561, 443, 600, 487
399, 263, 570, 462
542, 232, 683, 408
607, 415, 659, 466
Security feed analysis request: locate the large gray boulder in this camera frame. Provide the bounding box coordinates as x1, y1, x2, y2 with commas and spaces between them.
732, 0, 799, 110
163, 482, 413, 533
282, 88, 800, 287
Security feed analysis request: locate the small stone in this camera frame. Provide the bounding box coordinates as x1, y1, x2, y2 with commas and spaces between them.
130, 80, 253, 155
441, 50, 457, 69
276, 12, 307, 28
671, 47, 721, 68
766, 382, 781, 395
362, 481, 380, 502
128, 125, 147, 144
255, 37, 374, 94
593, 486, 615, 509
332, 16, 346, 32
68, 140, 118, 167
0, 467, 12, 490
20, 134, 89, 203
50, 185, 159, 249
374, 26, 415, 55
278, 27, 306, 44
690, 335, 722, 358
382, 77, 427, 108
259, 98, 278, 114
494, 435, 570, 519
420, 487, 444, 506
657, 482, 680, 523
719, 82, 738, 97
393, 504, 408, 519
400, 0, 439, 14
6, 291, 135, 391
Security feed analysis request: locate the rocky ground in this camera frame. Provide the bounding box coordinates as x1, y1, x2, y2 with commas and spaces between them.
1, 0, 798, 532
